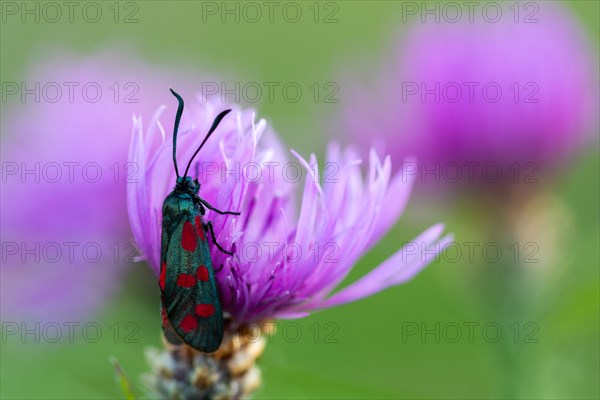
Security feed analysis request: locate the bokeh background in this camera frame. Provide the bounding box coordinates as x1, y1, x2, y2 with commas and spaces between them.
1, 1, 598, 399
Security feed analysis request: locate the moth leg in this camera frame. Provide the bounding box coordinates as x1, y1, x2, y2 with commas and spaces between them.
215, 264, 224, 273
200, 198, 240, 216
204, 221, 235, 256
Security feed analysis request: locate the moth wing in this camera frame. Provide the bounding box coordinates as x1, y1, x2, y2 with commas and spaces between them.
160, 213, 224, 352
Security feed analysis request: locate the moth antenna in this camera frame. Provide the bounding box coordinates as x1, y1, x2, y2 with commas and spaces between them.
182, 109, 232, 178
170, 88, 184, 178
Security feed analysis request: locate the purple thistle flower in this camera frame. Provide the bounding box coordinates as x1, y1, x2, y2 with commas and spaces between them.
338, 3, 598, 185
128, 96, 452, 325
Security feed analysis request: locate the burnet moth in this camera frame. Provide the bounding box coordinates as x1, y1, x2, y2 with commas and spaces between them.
159, 89, 239, 353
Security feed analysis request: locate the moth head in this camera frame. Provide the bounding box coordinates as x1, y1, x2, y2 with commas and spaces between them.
175, 176, 197, 193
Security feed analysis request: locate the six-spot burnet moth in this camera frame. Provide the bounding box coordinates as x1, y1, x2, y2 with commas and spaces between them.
159, 88, 239, 353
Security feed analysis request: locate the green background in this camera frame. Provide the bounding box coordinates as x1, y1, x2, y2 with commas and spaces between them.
1, 1, 598, 399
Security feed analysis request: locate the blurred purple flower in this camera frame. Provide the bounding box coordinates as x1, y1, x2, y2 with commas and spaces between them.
128, 96, 452, 324
0, 49, 216, 323
339, 3, 598, 185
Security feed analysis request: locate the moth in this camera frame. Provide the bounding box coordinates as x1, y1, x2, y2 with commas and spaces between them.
159, 89, 239, 352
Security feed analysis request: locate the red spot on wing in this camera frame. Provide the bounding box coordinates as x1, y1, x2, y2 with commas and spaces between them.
180, 314, 198, 332
195, 304, 215, 318
159, 263, 166, 290
195, 215, 205, 241
176, 273, 196, 288
196, 265, 209, 281
161, 307, 169, 326
181, 221, 197, 252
